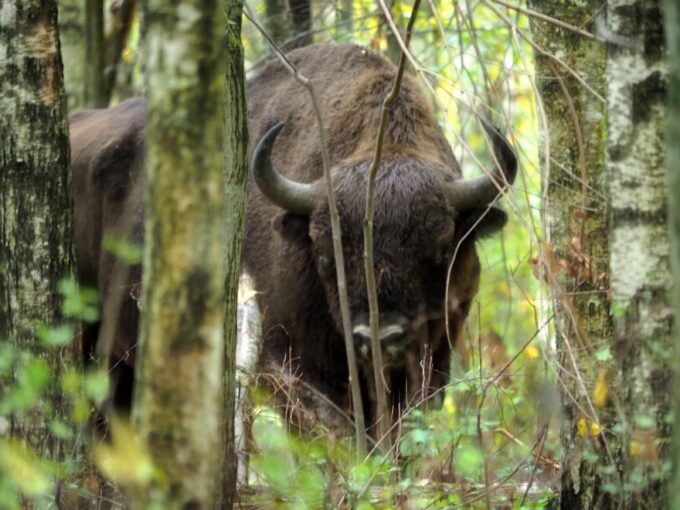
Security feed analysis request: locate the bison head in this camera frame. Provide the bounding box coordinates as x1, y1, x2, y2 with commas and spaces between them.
251, 121, 516, 367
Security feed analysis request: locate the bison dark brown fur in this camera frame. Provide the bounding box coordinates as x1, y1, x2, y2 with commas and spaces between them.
69, 43, 516, 432
246, 44, 515, 430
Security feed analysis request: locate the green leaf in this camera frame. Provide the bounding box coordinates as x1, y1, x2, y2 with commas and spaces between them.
83, 370, 110, 405
49, 420, 74, 440
59, 279, 99, 322
595, 345, 612, 362
37, 323, 74, 348
103, 234, 143, 265
456, 445, 484, 476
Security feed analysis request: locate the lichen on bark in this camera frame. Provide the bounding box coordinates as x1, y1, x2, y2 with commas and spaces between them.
131, 0, 229, 507
530, 1, 671, 507
528, 2, 613, 508
0, 0, 73, 451
606, 0, 671, 506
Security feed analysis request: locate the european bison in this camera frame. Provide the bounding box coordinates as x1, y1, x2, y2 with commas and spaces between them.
69, 43, 516, 432
245, 44, 515, 431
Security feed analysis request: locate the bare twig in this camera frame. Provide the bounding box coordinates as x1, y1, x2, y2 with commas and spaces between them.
488, 0, 602, 42
362, 0, 422, 450
484, 1, 606, 104
243, 5, 367, 457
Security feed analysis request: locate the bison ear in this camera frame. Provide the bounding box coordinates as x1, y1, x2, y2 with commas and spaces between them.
456, 206, 507, 240
272, 212, 310, 243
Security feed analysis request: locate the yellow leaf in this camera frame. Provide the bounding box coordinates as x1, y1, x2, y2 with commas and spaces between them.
630, 440, 641, 457
0, 440, 52, 497
94, 419, 157, 489
590, 421, 601, 436
525, 345, 540, 359
577, 418, 587, 437
593, 369, 608, 408
444, 394, 456, 416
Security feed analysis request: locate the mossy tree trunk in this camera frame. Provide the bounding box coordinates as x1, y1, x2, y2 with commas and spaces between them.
221, 1, 249, 507
0, 0, 73, 449
528, 5, 612, 506
132, 0, 228, 507
667, 0, 680, 506
531, 1, 670, 507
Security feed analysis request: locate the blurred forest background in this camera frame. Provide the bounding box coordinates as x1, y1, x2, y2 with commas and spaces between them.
0, 0, 676, 508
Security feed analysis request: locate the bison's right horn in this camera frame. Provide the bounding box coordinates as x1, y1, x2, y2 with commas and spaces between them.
446, 119, 517, 211
252, 122, 317, 215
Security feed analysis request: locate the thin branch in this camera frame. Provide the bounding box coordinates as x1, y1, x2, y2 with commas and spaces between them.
483, 0, 606, 104
243, 5, 367, 458
488, 0, 602, 42
362, 0, 422, 450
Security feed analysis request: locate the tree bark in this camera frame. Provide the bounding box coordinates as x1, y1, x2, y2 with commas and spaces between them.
531, 1, 670, 507
288, 0, 312, 47
528, 3, 612, 508
606, 1, 670, 506
0, 0, 73, 450
58, 0, 87, 111
264, 0, 312, 49
221, 1, 249, 507
85, 0, 107, 107
666, 0, 680, 507
132, 0, 227, 507
103, 0, 137, 103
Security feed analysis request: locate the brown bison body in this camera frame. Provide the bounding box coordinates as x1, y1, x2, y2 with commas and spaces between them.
69, 43, 515, 428
70, 98, 145, 411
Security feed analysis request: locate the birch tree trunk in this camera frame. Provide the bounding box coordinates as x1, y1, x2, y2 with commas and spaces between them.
528, 3, 612, 507
531, 1, 670, 507
132, 0, 227, 507
666, 1, 680, 507
606, 1, 670, 506
0, 0, 73, 449
221, 1, 249, 506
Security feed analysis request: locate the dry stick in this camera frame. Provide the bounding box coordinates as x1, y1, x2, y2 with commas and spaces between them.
363, 0, 422, 450
243, 6, 367, 457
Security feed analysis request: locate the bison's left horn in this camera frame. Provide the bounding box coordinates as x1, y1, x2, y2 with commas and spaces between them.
252, 122, 317, 215
446, 119, 517, 210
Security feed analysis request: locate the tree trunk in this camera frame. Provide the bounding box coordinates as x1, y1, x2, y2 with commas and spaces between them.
288, 0, 312, 47
606, 1, 670, 506
132, 0, 227, 507
264, 0, 312, 49
336, 0, 352, 34
103, 0, 137, 103
58, 0, 87, 111
221, 1, 249, 507
530, 1, 670, 507
85, 0, 106, 107
0, 0, 73, 451
666, 0, 680, 507
528, 5, 611, 506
